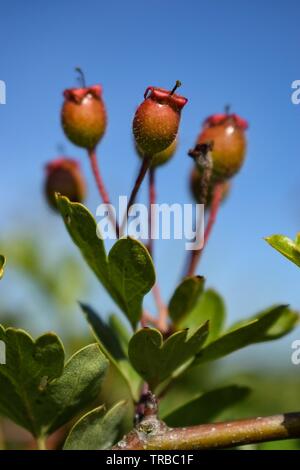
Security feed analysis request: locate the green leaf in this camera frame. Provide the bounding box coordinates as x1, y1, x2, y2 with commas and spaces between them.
0, 325, 108, 437
179, 289, 225, 343
265, 234, 300, 267
162, 385, 250, 427
81, 303, 125, 360
0, 255, 5, 279
169, 276, 205, 324
229, 305, 299, 341
0, 325, 64, 435
56, 195, 112, 295
64, 401, 127, 450
57, 196, 155, 328
264, 309, 299, 339
81, 304, 141, 401
108, 314, 131, 357
108, 237, 155, 329
194, 305, 290, 365
128, 322, 209, 389
43, 344, 108, 435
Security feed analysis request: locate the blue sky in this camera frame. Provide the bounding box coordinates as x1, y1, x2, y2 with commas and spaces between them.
1, 0, 300, 364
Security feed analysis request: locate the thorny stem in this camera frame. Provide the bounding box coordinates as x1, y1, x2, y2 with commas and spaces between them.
113, 412, 300, 450
186, 182, 223, 277
88, 149, 119, 237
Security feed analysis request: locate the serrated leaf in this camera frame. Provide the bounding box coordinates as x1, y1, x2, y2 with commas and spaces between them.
178, 289, 225, 343
81, 304, 141, 401
0, 325, 108, 437
0, 255, 5, 279
162, 385, 250, 427
265, 234, 300, 267
57, 196, 155, 328
194, 305, 289, 364
64, 401, 127, 450
128, 322, 209, 389
169, 276, 205, 324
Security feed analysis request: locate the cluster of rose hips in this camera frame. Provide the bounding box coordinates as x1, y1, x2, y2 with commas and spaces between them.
44, 70, 248, 220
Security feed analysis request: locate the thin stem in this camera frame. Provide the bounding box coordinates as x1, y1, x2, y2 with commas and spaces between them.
88, 149, 119, 237
121, 156, 151, 234
146, 167, 169, 332
147, 168, 156, 257
36, 436, 47, 450
154, 284, 169, 333
141, 310, 161, 329
113, 412, 300, 450
186, 182, 223, 277
127, 157, 151, 216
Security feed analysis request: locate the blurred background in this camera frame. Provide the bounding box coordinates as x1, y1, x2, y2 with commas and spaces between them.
0, 0, 300, 449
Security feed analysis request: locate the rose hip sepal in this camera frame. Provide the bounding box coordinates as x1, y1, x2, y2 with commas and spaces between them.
133, 85, 187, 155
61, 84, 107, 150
198, 112, 248, 180
44, 157, 86, 210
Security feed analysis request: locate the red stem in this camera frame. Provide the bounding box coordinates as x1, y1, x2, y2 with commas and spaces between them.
88, 149, 119, 236
126, 157, 151, 216
146, 166, 168, 332
147, 168, 156, 256
186, 183, 223, 276
120, 156, 151, 236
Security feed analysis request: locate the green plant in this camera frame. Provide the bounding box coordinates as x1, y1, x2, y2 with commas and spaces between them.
0, 75, 300, 451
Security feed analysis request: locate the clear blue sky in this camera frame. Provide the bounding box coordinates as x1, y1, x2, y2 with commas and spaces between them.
1, 0, 300, 364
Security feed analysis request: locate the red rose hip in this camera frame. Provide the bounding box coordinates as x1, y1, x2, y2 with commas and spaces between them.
133, 82, 187, 155
197, 111, 248, 180
44, 157, 86, 210
61, 77, 107, 150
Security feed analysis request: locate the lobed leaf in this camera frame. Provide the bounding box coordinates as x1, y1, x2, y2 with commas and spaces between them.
0, 325, 108, 437
57, 196, 155, 328
128, 322, 209, 389
108, 237, 156, 329
178, 289, 225, 343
